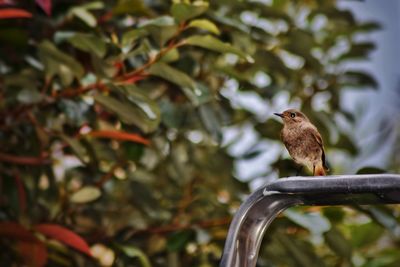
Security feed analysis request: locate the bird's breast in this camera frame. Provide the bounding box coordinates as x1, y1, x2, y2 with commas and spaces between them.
281, 124, 322, 162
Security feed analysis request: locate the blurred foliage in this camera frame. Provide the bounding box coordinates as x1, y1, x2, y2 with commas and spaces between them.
0, 0, 398, 267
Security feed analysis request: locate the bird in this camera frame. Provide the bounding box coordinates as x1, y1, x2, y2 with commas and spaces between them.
274, 109, 328, 176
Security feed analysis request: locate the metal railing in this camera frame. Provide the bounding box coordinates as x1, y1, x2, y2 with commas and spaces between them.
220, 174, 400, 267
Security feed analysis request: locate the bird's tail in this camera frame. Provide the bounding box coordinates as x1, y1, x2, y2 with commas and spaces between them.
314, 163, 326, 176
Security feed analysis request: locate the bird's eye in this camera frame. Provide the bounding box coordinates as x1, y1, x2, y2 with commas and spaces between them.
290, 112, 296, 118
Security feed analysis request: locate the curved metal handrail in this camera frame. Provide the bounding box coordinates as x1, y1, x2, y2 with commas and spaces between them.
219, 174, 400, 267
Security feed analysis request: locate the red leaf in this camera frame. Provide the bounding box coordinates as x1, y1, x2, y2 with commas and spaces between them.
0, 8, 32, 19
113, 61, 123, 70
18, 240, 48, 267
0, 222, 36, 242
98, 10, 113, 23
0, 0, 15, 6
0, 222, 48, 267
34, 224, 92, 257
35, 0, 51, 16
14, 173, 27, 213
87, 130, 150, 145
120, 74, 148, 84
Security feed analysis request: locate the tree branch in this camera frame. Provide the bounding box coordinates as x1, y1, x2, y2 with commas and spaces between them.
129, 216, 232, 236
0, 152, 51, 165
95, 161, 126, 188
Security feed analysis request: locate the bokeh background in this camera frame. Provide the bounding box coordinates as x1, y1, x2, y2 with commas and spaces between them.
1, 0, 400, 266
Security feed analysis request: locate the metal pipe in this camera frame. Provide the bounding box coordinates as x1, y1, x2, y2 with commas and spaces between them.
220, 174, 400, 267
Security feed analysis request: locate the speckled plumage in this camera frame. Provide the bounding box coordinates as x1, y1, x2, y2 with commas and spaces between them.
275, 109, 328, 176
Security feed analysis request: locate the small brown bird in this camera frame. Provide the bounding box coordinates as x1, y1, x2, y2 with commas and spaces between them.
274, 109, 328, 176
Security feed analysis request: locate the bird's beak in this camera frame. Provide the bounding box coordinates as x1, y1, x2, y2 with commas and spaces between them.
274, 113, 283, 118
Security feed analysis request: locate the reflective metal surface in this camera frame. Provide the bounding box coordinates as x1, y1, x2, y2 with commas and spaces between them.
220, 174, 400, 267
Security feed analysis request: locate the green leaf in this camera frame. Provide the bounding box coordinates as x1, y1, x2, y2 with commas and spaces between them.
283, 29, 321, 70
339, 42, 376, 61
124, 143, 144, 161
272, 159, 304, 177
94, 86, 161, 133
139, 15, 175, 27
54, 31, 76, 43
121, 28, 148, 48
199, 104, 222, 142
356, 167, 386, 174
148, 62, 210, 105
69, 7, 97, 27
68, 33, 107, 58
258, 5, 292, 23
60, 134, 89, 164
4, 70, 40, 90
181, 82, 211, 106
309, 7, 355, 24
284, 29, 315, 56
185, 35, 252, 61
129, 181, 168, 220
38, 40, 84, 86
149, 63, 195, 88
111, 85, 161, 122
80, 1, 105, 10
167, 230, 194, 252
150, 25, 178, 46
94, 95, 137, 123
170, 2, 209, 22
117, 245, 151, 267
253, 50, 292, 78
354, 21, 382, 32
240, 149, 262, 160
275, 232, 327, 267
359, 206, 400, 238
17, 88, 43, 104
362, 249, 400, 267
159, 99, 186, 128
322, 207, 345, 223
285, 209, 331, 235
113, 0, 149, 15
255, 119, 282, 139
188, 19, 220, 35
340, 71, 378, 89
160, 48, 180, 63
336, 133, 357, 155
349, 222, 384, 248
210, 14, 250, 33
91, 55, 118, 78
137, 16, 177, 46
324, 227, 352, 259
70, 186, 101, 203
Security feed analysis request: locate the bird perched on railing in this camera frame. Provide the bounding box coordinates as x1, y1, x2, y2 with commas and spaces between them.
274, 109, 328, 176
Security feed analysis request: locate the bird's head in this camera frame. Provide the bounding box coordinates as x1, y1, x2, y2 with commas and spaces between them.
274, 109, 309, 125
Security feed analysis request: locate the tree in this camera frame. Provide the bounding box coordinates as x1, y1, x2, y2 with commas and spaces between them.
1, 0, 397, 267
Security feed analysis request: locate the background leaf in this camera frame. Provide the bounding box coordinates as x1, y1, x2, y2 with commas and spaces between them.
34, 224, 92, 256
35, 0, 51, 16
0, 9, 32, 19
185, 35, 251, 60
170, 2, 208, 22
70, 186, 101, 203
68, 33, 107, 58
38, 40, 84, 86
188, 19, 220, 35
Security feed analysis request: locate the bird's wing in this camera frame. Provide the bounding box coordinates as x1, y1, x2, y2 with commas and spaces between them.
305, 126, 328, 170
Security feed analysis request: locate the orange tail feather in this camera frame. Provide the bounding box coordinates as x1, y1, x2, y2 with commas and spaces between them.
314, 164, 326, 176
